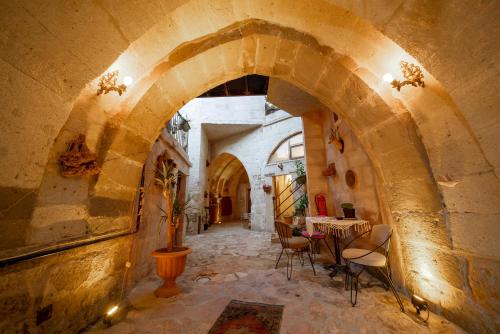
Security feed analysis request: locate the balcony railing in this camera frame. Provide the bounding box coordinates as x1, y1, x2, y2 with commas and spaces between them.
166, 112, 190, 153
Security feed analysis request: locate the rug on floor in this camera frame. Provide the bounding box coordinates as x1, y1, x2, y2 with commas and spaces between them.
208, 300, 284, 334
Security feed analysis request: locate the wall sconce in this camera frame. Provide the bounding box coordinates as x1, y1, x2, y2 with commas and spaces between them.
103, 304, 120, 327
383, 61, 425, 91
411, 294, 429, 321
106, 305, 119, 317
97, 70, 133, 96
277, 162, 284, 170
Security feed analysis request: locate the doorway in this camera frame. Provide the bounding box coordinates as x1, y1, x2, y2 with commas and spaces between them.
273, 174, 294, 218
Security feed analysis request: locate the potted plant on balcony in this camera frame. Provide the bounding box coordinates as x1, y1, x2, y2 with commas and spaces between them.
179, 113, 191, 132
294, 160, 307, 185
152, 159, 192, 298
341, 202, 356, 218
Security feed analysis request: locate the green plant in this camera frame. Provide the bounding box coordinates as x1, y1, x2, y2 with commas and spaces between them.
172, 196, 195, 217
155, 159, 179, 252
292, 226, 302, 236
178, 113, 191, 132
294, 160, 305, 176
294, 195, 309, 216
341, 202, 354, 209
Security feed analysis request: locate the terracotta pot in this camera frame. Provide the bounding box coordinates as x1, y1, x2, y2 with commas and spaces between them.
152, 247, 192, 298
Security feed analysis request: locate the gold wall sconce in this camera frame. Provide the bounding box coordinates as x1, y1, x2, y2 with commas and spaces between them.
383, 61, 425, 91
96, 70, 133, 96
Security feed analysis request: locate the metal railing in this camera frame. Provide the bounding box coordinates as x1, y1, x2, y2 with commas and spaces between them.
166, 112, 189, 152
273, 177, 306, 219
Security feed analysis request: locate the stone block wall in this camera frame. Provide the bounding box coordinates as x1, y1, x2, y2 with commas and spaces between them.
0, 236, 132, 333
320, 108, 380, 223
0, 131, 189, 333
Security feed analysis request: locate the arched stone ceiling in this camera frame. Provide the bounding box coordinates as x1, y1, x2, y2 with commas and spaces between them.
1, 0, 498, 190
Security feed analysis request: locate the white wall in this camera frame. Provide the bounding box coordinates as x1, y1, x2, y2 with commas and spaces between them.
182, 96, 303, 232
211, 117, 303, 231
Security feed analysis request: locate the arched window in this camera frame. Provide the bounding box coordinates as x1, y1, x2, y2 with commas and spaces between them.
268, 133, 304, 163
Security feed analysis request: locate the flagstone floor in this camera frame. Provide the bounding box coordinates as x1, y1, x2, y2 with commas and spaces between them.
88, 222, 465, 334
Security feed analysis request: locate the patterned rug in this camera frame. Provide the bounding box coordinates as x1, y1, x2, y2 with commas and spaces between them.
208, 300, 284, 334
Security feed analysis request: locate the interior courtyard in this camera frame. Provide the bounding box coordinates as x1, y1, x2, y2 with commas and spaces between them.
0, 1, 499, 333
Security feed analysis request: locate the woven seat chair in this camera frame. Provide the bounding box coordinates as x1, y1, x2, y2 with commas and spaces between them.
274, 220, 316, 280
342, 224, 405, 312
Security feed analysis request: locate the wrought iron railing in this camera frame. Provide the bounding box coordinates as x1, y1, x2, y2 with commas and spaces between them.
166, 113, 190, 153
273, 177, 306, 219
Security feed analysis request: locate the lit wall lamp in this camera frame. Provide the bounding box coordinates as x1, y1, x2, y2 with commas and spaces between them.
103, 304, 120, 327
383, 61, 425, 91
411, 294, 429, 322
97, 70, 133, 96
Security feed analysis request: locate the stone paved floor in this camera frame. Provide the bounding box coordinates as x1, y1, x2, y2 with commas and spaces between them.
88, 222, 465, 334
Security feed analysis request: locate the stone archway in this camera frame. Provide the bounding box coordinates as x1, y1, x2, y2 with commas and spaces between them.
208, 153, 251, 223
84, 28, 441, 291
33, 19, 492, 331
1, 1, 498, 332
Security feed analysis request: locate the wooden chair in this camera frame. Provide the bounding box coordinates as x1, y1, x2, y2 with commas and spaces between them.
274, 220, 316, 280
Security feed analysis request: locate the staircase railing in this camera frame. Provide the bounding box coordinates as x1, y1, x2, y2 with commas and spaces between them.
273, 177, 306, 219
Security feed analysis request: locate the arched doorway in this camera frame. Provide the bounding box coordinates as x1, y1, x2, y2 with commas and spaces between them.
208, 153, 251, 226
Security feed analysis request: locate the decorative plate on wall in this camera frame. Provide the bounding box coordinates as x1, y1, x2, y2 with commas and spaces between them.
345, 170, 356, 188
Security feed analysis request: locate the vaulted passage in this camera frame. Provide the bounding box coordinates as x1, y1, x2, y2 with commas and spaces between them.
0, 1, 498, 333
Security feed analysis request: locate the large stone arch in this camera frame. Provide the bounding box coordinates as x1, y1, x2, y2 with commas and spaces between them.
1, 1, 498, 331
34, 11, 495, 320
67, 27, 465, 308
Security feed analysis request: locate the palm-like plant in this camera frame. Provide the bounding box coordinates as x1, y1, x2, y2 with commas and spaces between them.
155, 159, 179, 252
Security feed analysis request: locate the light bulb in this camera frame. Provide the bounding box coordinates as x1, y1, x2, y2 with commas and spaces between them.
106, 305, 119, 316
382, 73, 394, 83
123, 76, 133, 87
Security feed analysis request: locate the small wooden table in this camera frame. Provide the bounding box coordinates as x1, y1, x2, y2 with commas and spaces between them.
305, 217, 371, 266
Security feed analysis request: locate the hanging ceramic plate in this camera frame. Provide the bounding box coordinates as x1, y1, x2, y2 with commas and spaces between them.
345, 170, 356, 188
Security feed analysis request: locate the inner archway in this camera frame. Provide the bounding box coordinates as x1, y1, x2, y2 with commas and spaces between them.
208, 153, 251, 225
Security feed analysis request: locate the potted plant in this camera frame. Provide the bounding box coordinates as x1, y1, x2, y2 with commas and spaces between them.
171, 196, 196, 246
152, 159, 192, 298
341, 202, 356, 218
283, 214, 293, 225
179, 114, 191, 132
294, 160, 307, 185
294, 195, 309, 217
